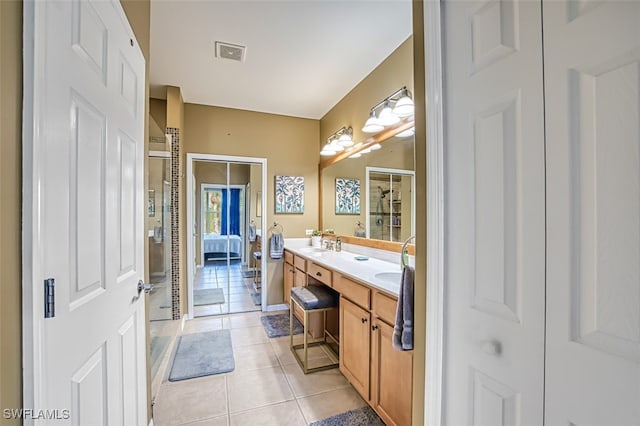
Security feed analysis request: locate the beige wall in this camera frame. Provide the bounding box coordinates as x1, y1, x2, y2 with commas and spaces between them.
183, 104, 319, 305
0, 1, 23, 423
320, 37, 414, 149
150, 98, 167, 133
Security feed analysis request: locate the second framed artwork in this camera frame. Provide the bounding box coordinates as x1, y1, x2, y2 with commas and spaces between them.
275, 175, 304, 214
335, 178, 360, 214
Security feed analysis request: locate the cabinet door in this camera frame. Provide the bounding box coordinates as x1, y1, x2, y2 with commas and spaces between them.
294, 268, 306, 287
340, 297, 371, 400
283, 261, 294, 305
372, 319, 412, 426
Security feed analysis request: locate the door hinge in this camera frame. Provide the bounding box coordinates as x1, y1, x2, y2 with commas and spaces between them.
44, 278, 55, 318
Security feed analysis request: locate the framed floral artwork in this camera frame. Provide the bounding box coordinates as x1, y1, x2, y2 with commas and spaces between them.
275, 175, 304, 214
335, 178, 360, 214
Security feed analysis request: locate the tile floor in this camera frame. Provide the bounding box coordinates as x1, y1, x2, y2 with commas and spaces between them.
151, 310, 367, 426
150, 260, 261, 384
193, 259, 262, 317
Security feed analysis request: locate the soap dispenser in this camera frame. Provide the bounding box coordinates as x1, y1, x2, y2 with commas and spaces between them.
335, 236, 342, 252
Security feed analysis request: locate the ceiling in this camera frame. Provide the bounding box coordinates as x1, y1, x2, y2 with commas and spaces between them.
149, 1, 413, 120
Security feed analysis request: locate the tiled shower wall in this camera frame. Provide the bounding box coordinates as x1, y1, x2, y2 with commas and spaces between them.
167, 127, 181, 320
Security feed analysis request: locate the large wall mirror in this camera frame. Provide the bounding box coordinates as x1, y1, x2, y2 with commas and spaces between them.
320, 126, 414, 243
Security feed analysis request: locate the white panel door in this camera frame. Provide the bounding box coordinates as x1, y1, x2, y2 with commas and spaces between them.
544, 1, 640, 424
23, 0, 146, 424
442, 0, 546, 424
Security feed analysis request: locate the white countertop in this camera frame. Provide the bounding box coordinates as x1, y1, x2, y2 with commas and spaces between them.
284, 239, 405, 297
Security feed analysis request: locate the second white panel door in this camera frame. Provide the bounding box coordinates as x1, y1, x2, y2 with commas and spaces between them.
442, 0, 546, 424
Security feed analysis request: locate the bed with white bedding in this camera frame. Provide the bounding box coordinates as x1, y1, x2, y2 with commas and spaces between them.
203, 234, 243, 259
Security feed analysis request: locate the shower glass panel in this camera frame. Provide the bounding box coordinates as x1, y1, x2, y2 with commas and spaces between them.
148, 157, 172, 321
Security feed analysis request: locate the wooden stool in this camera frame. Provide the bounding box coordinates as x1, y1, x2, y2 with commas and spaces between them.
290, 284, 339, 374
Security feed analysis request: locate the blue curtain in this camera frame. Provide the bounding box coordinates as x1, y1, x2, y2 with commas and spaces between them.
220, 188, 241, 236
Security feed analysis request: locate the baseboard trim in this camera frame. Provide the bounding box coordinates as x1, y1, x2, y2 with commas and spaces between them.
180, 314, 187, 332
264, 303, 288, 312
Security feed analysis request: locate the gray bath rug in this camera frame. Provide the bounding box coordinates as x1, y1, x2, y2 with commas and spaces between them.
251, 291, 261, 306
194, 288, 225, 306
168, 330, 235, 381
260, 312, 303, 338
310, 406, 385, 426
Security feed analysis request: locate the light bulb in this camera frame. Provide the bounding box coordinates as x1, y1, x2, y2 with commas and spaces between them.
349, 153, 362, 158
362, 111, 384, 133
320, 143, 336, 156
393, 93, 414, 117
337, 133, 354, 147
329, 141, 344, 152
377, 101, 400, 126
397, 126, 415, 138
370, 143, 382, 150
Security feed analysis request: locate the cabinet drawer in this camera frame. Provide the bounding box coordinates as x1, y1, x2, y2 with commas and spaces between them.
373, 291, 398, 325
334, 276, 370, 309
307, 262, 332, 287
284, 250, 294, 264
294, 255, 306, 272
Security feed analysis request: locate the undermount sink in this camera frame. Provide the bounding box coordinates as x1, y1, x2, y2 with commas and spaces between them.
374, 271, 403, 284
298, 247, 328, 254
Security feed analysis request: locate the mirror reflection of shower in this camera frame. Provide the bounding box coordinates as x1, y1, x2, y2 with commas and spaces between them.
366, 167, 415, 242
375, 186, 390, 227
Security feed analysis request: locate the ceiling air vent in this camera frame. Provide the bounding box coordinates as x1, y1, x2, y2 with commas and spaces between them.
214, 41, 246, 62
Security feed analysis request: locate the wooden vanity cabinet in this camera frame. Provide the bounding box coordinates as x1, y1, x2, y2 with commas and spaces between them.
339, 296, 371, 399
339, 279, 413, 426
371, 293, 413, 426
284, 250, 306, 318
284, 251, 294, 305
284, 249, 412, 425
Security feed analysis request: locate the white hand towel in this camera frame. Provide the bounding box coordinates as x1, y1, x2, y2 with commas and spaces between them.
270, 232, 284, 259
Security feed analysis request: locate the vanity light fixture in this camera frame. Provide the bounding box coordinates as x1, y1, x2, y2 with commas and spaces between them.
362, 86, 415, 133
332, 126, 354, 147
321, 126, 354, 156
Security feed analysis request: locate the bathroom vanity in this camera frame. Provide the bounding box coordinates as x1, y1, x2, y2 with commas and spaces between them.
283, 242, 413, 426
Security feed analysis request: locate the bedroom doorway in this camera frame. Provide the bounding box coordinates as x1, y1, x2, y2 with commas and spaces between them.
186, 154, 266, 319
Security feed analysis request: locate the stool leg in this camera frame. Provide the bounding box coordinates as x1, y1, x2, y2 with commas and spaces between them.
303, 309, 309, 372
290, 301, 294, 350
323, 311, 327, 344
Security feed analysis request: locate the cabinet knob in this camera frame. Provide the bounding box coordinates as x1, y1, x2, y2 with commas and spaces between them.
361, 317, 368, 323
316, 271, 322, 276
371, 325, 379, 331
